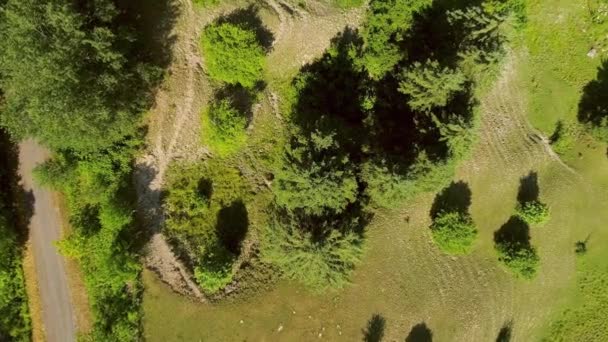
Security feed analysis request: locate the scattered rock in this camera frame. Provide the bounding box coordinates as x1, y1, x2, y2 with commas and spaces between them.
588, 47, 598, 58
239, 320, 244, 324
277, 324, 284, 332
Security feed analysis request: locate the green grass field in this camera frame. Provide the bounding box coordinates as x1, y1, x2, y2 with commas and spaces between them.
142, 0, 608, 340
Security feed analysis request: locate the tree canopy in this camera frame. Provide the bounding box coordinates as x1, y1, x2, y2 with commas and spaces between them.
0, 0, 160, 152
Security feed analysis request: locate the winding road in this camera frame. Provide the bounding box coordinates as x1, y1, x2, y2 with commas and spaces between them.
19, 140, 76, 342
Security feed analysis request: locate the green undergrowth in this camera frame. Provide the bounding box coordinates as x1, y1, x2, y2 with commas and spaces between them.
522, 0, 608, 136
544, 255, 608, 341
0, 132, 31, 342
164, 160, 252, 294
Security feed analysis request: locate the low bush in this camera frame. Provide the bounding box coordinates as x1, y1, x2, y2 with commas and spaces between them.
201, 99, 248, 157
200, 22, 265, 88
430, 211, 478, 255
494, 217, 539, 279
164, 161, 250, 294
550, 120, 582, 155
516, 200, 550, 226
495, 243, 539, 279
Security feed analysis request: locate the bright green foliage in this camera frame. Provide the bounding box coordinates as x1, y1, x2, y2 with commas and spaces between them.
36, 137, 143, 341
193, 245, 235, 294
261, 218, 364, 291
495, 243, 539, 279
274, 132, 358, 216
0, 0, 160, 152
399, 60, 467, 111
516, 200, 550, 226
359, 0, 431, 79
430, 211, 478, 255
164, 161, 250, 294
201, 22, 265, 88
201, 99, 247, 156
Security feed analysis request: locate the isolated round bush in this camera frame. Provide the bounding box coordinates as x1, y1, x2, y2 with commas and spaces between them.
516, 200, 549, 226
201, 22, 265, 88
201, 99, 247, 156
495, 242, 539, 279
430, 211, 478, 255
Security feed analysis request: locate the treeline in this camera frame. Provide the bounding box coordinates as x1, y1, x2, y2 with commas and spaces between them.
261, 0, 525, 290
0, 0, 168, 340
0, 131, 31, 341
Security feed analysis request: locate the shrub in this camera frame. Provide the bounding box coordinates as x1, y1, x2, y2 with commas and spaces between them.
495, 243, 539, 279
430, 211, 478, 255
200, 22, 265, 88
261, 216, 364, 291
193, 245, 235, 294
516, 200, 550, 226
550, 120, 582, 155
164, 161, 250, 294
201, 99, 247, 156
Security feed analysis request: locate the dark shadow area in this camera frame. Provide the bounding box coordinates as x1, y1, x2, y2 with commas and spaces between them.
217, 200, 249, 254
212, 84, 259, 124
575, 234, 591, 255
197, 178, 213, 203
115, 0, 180, 69
496, 320, 513, 342
517, 171, 539, 204
493, 216, 531, 250
362, 314, 386, 342
430, 181, 472, 218
405, 322, 433, 342
0, 130, 33, 244
216, 5, 275, 52
578, 60, 608, 129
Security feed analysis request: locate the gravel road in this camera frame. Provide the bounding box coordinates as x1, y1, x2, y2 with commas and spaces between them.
19, 140, 76, 342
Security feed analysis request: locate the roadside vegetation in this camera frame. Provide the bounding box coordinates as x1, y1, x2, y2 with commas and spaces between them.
0, 0, 172, 340
0, 131, 31, 342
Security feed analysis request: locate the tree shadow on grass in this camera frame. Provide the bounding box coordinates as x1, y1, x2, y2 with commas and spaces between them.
362, 314, 386, 342
494, 216, 531, 250
216, 200, 249, 254
405, 322, 433, 342
578, 60, 608, 129
496, 320, 513, 342
216, 5, 275, 52
430, 181, 472, 218
517, 171, 539, 204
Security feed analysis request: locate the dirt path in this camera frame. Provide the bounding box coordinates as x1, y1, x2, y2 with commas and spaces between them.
135, 0, 207, 300
19, 140, 76, 342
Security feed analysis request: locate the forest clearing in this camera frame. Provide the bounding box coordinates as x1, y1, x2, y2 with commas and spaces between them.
0, 0, 607, 341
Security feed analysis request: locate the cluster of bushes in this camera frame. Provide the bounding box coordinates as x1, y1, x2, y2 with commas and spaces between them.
164, 161, 250, 294
199, 7, 270, 156
0, 0, 168, 339
494, 172, 549, 279
259, 0, 522, 290
0, 132, 31, 341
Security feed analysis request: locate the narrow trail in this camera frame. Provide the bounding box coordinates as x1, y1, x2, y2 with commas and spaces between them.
19, 140, 76, 342
135, 0, 205, 300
